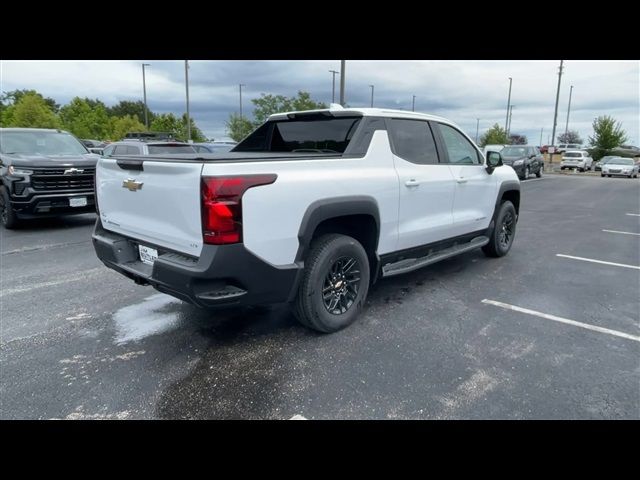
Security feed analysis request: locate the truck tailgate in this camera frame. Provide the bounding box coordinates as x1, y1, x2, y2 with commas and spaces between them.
96, 158, 204, 257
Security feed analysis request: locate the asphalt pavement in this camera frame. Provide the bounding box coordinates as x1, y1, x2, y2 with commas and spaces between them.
1, 173, 638, 419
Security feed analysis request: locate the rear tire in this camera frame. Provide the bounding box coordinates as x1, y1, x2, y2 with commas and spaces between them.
482, 201, 517, 258
536, 165, 542, 178
0, 187, 19, 229
293, 234, 370, 333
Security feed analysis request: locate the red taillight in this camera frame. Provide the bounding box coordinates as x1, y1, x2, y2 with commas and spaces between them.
201, 174, 277, 245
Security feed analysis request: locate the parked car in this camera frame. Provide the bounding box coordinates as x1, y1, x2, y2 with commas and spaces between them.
102, 140, 197, 157
93, 105, 520, 333
0, 128, 99, 229
601, 157, 639, 178
499, 145, 544, 179
557, 143, 583, 154
594, 156, 618, 172
560, 150, 593, 172
192, 142, 237, 154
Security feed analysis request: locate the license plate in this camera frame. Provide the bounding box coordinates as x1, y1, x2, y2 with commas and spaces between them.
69, 197, 87, 207
138, 245, 158, 265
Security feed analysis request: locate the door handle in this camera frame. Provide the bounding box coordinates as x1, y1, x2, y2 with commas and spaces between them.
456, 177, 468, 184
405, 179, 420, 187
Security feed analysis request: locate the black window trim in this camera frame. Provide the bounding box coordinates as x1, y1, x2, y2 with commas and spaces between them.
385, 117, 442, 166
432, 122, 483, 166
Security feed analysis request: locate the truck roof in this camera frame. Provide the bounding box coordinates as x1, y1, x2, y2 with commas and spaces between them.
267, 105, 456, 126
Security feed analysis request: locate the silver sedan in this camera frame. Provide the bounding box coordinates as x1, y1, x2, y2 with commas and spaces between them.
601, 157, 639, 178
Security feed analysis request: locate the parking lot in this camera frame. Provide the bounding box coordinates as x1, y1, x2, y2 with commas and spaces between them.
0, 173, 638, 419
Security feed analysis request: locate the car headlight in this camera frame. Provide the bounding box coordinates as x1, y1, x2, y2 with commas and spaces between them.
513, 160, 524, 166
8, 166, 33, 175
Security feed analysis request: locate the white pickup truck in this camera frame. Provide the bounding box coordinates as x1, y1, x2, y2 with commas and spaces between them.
93, 106, 520, 332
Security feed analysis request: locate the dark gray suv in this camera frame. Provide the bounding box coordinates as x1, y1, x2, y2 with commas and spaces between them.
500, 145, 544, 180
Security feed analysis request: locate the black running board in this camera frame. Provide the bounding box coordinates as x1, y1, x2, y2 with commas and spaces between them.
381, 236, 489, 277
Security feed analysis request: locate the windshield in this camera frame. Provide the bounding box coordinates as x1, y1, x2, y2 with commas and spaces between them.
564, 152, 583, 158
234, 116, 362, 154
501, 147, 527, 156
0, 130, 88, 155
147, 144, 196, 154
610, 158, 634, 165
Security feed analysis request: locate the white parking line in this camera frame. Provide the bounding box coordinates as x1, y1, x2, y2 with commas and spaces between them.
556, 254, 640, 270
482, 299, 640, 343
626, 213, 640, 217
602, 229, 640, 236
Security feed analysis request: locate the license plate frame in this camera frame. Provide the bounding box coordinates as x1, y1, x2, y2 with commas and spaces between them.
138, 244, 158, 265
69, 196, 87, 208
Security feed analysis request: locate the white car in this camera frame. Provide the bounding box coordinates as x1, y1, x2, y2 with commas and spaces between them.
560, 150, 593, 172
93, 106, 520, 333
601, 157, 639, 178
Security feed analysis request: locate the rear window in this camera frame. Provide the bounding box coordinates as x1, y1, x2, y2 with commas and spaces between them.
234, 116, 362, 154
147, 144, 196, 154
564, 152, 583, 158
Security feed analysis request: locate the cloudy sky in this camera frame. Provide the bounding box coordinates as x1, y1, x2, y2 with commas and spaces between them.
1, 60, 638, 144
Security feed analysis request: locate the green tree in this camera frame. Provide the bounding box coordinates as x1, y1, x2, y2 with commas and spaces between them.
1, 92, 60, 128
1, 89, 60, 113
252, 90, 327, 125
107, 100, 154, 125
179, 113, 206, 142
108, 115, 147, 141
557, 130, 582, 144
479, 124, 509, 147
59, 97, 111, 139
150, 113, 206, 142
225, 113, 255, 142
588, 116, 627, 160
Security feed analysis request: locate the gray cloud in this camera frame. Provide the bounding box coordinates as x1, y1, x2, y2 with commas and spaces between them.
1, 60, 638, 144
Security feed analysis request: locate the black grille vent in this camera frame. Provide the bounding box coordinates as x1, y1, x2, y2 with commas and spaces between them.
31, 167, 95, 192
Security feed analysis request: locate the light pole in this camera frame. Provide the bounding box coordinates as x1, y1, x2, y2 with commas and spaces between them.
142, 63, 151, 129
339, 60, 346, 106
239, 83, 246, 119
184, 60, 191, 142
475, 118, 480, 143
369, 85, 374, 107
564, 84, 574, 137
329, 70, 339, 103
540, 127, 544, 146
412, 95, 416, 112
507, 105, 514, 136
505, 77, 512, 132
551, 60, 564, 147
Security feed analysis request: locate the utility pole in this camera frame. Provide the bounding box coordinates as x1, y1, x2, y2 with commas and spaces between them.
564, 84, 574, 136
184, 60, 191, 142
505, 77, 512, 132
475, 118, 480, 143
540, 127, 544, 146
507, 105, 514, 136
142, 63, 150, 129
339, 60, 346, 106
551, 60, 564, 147
239, 83, 246, 119
329, 70, 339, 103
412, 95, 416, 112
369, 85, 374, 107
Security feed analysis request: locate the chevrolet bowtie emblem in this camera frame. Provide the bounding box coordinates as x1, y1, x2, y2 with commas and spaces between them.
64, 168, 84, 175
122, 178, 143, 191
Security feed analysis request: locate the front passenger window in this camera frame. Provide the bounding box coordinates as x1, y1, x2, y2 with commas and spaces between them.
438, 124, 480, 165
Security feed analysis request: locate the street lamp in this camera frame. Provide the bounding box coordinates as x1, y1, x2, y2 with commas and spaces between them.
184, 60, 191, 142
412, 95, 416, 112
505, 77, 512, 132
329, 70, 339, 103
142, 63, 151, 129
564, 85, 574, 136
475, 118, 480, 143
369, 85, 374, 108
507, 105, 515, 136
239, 84, 246, 119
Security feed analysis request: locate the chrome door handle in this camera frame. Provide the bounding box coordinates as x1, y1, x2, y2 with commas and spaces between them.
456, 178, 468, 184
405, 179, 420, 187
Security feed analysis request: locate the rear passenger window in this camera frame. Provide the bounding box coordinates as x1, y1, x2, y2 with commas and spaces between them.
112, 145, 127, 155
437, 124, 481, 165
388, 119, 439, 165
125, 145, 140, 155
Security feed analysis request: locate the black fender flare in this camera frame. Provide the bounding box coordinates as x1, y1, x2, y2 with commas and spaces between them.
295, 195, 381, 263
491, 180, 520, 225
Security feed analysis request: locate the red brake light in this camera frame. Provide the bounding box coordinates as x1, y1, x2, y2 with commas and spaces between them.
201, 174, 277, 245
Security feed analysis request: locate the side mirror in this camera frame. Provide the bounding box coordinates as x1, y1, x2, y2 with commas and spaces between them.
486, 151, 503, 173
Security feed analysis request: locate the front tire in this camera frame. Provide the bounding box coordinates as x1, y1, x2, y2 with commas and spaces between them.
293, 234, 370, 333
536, 165, 543, 178
482, 201, 517, 258
0, 187, 19, 229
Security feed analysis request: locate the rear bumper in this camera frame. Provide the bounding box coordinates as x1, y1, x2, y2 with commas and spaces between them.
10, 191, 95, 218
92, 219, 302, 308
